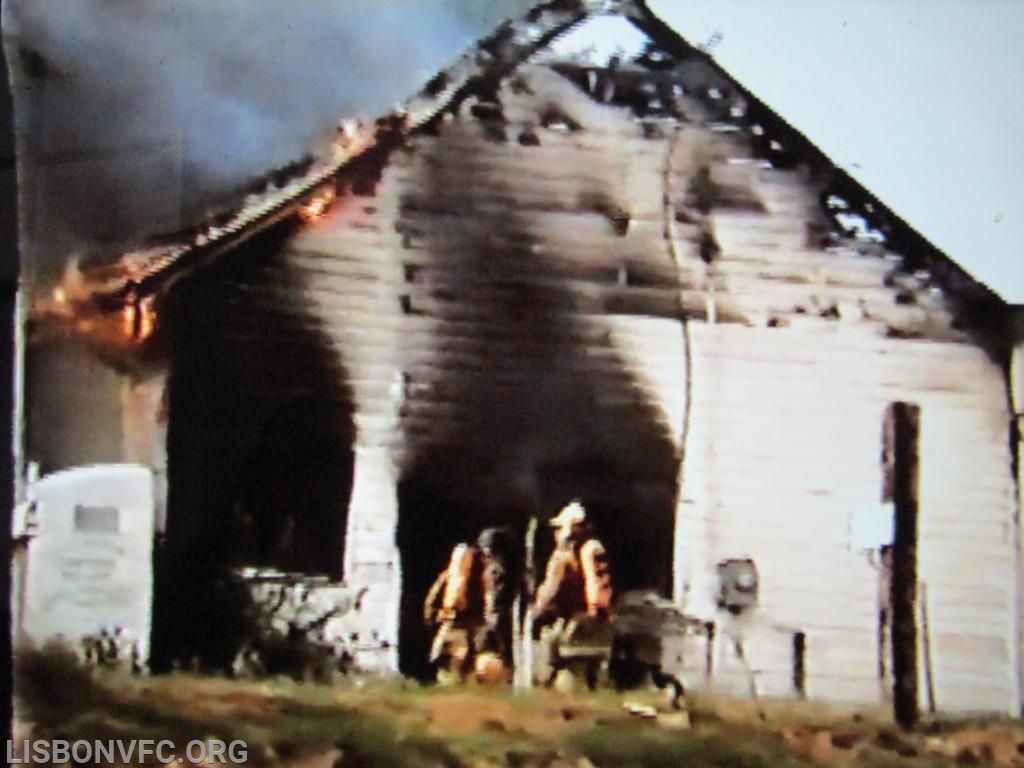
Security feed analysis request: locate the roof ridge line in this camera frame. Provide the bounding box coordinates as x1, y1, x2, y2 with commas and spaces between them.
624, 2, 1006, 316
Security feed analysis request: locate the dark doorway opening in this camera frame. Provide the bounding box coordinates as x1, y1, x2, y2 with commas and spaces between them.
151, 225, 357, 672
395, 466, 677, 681
235, 397, 353, 578
395, 475, 519, 680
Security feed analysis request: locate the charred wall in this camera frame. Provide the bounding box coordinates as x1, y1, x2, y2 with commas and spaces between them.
387, 86, 683, 676
271, 64, 689, 675
152, 223, 356, 671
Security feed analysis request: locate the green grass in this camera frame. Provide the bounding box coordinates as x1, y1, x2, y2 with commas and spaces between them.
571, 721, 807, 768
15, 644, 1009, 768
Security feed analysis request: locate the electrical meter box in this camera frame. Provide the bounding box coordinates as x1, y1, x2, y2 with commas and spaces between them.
716, 558, 759, 613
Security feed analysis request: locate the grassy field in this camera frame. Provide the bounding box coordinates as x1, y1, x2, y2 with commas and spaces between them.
13, 645, 1023, 767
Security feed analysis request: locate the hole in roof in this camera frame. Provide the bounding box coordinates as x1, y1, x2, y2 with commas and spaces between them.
515, 24, 545, 46
548, 15, 647, 65
835, 212, 886, 243
637, 43, 674, 71
707, 87, 723, 100
539, 104, 583, 133
751, 124, 764, 136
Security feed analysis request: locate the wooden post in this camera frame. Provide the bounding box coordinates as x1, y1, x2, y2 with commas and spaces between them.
1009, 330, 1024, 716
1, 36, 20, 741
515, 516, 538, 690
889, 401, 921, 730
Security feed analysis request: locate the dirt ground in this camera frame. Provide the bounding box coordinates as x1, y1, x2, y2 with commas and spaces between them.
13, 648, 1024, 767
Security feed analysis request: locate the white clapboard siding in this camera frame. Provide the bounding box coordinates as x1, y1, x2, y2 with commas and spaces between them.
678, 321, 1016, 712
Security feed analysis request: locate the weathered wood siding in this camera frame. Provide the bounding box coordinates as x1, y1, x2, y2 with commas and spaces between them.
677, 325, 1016, 711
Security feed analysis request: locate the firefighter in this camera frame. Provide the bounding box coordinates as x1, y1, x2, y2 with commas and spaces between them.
424, 540, 486, 682
475, 526, 518, 684
424, 528, 518, 684
534, 501, 614, 688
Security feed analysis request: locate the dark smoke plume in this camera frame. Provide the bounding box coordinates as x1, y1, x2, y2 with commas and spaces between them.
2, 0, 535, 275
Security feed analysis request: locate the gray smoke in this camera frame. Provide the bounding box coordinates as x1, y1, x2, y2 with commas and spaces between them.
2, 0, 536, 273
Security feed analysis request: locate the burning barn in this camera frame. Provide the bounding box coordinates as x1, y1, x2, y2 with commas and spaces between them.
8, 0, 1024, 719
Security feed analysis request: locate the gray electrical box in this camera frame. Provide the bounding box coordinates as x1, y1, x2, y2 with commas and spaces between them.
716, 558, 759, 613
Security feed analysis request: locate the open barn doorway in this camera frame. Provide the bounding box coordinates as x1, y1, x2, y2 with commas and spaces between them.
234, 396, 354, 579
151, 227, 357, 672
395, 474, 523, 680
395, 463, 678, 681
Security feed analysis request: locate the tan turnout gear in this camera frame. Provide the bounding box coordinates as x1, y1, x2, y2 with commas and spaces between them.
535, 538, 612, 620
425, 543, 484, 626
533, 501, 615, 689
424, 543, 485, 671
535, 503, 613, 622
425, 529, 519, 682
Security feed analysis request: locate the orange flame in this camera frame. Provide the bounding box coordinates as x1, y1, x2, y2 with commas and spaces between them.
298, 185, 337, 224
121, 295, 157, 343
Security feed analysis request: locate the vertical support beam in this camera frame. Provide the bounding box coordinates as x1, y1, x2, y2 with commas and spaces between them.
121, 375, 168, 531
0, 28, 19, 742
889, 401, 920, 730
1009, 332, 1024, 715
343, 444, 401, 672
343, 368, 405, 673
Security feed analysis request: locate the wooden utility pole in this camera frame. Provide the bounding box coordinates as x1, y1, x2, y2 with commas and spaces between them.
889, 401, 921, 730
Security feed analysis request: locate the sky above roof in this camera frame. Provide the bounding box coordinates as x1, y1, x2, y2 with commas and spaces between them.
559, 1, 1024, 303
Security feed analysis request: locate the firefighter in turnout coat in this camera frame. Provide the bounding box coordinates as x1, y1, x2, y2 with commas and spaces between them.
424, 528, 517, 683
534, 501, 614, 687
424, 541, 485, 681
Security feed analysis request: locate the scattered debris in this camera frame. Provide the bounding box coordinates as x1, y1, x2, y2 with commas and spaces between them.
623, 702, 658, 719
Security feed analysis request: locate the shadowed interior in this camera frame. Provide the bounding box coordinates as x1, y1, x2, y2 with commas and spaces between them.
152, 224, 356, 671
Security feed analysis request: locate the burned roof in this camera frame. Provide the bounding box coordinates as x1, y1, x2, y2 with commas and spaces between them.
32, 0, 1011, 360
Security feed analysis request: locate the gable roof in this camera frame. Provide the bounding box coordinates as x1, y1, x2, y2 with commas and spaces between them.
624, 3, 1006, 334
36, 0, 1010, 355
